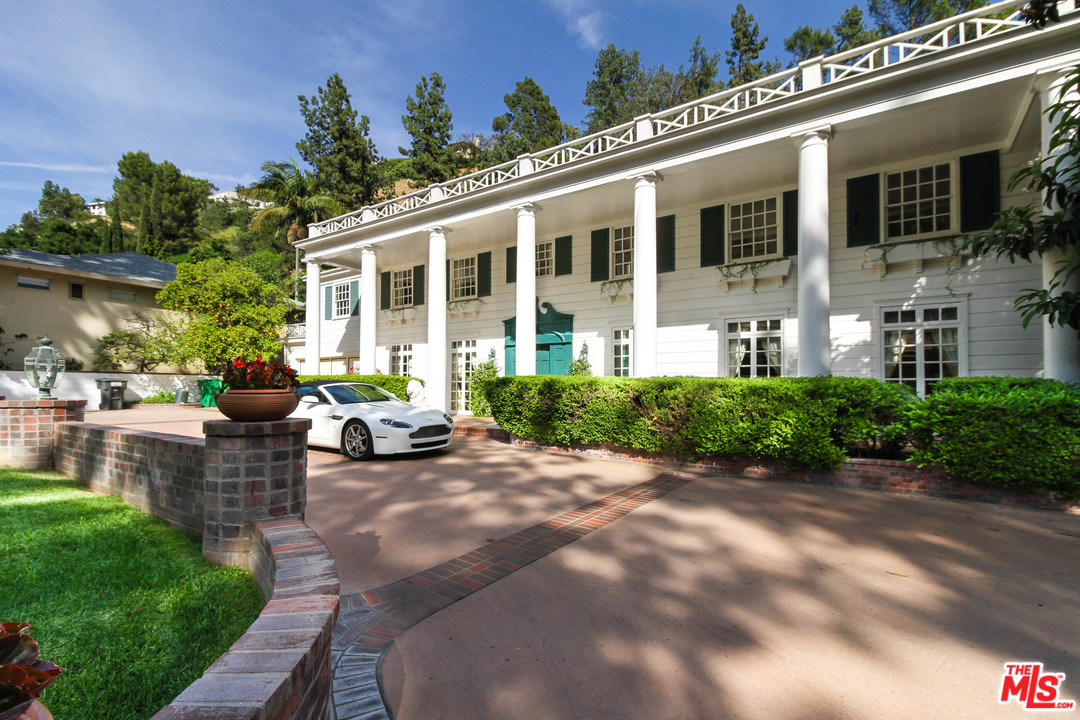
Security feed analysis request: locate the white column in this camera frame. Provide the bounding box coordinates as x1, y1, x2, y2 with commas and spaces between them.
515, 203, 537, 376
427, 227, 448, 412
358, 245, 377, 374
304, 261, 322, 375
633, 172, 659, 377
796, 128, 833, 377
1038, 71, 1080, 383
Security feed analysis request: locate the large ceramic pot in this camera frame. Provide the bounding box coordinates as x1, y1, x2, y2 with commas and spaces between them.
215, 388, 300, 422
17, 700, 53, 720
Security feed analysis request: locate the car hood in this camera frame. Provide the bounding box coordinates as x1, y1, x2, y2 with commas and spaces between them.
349, 400, 451, 426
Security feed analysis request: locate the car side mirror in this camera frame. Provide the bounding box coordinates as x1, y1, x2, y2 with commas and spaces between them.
300, 395, 320, 404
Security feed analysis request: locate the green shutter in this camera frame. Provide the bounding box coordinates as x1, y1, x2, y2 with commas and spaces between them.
782, 190, 799, 256
413, 264, 425, 306
350, 280, 359, 316
590, 228, 610, 282
700, 205, 725, 266
324, 286, 332, 320
380, 272, 391, 310
555, 235, 572, 276
847, 174, 880, 247
657, 215, 675, 273
960, 150, 1000, 233
506, 246, 517, 283
446, 259, 450, 301
478, 251, 491, 297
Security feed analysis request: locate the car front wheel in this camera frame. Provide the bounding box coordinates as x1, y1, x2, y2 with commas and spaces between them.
341, 420, 374, 461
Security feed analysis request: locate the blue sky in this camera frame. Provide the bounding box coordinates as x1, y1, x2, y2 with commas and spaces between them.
0, 0, 865, 228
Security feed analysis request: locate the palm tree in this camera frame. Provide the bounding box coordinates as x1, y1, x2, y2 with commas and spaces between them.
242, 159, 344, 243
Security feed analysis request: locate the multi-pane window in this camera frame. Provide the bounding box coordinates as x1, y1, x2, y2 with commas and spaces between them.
333, 283, 351, 318
392, 269, 413, 308
613, 328, 632, 377
109, 288, 136, 302
882, 304, 961, 395
390, 344, 413, 377
16, 275, 49, 290
450, 339, 478, 412
885, 164, 951, 240
452, 257, 477, 300
612, 226, 634, 278
536, 241, 553, 277
727, 318, 783, 377
729, 197, 778, 261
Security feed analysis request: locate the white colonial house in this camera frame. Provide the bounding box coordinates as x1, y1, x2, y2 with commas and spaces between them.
290, 0, 1080, 414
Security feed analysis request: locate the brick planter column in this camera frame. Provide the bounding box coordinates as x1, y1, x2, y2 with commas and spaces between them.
202, 418, 312, 567
0, 398, 86, 469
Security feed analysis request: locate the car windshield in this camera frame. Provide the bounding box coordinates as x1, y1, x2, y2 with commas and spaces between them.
324, 384, 396, 404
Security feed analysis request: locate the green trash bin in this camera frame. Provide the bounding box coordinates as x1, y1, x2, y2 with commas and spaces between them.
198, 379, 223, 407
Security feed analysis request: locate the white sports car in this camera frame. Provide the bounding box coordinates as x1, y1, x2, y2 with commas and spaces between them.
289, 381, 454, 460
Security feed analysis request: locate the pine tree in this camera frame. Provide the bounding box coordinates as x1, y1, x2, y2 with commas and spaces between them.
725, 4, 780, 87
868, 0, 985, 36
297, 73, 387, 208
491, 78, 576, 163
111, 210, 124, 253
136, 197, 150, 256
833, 5, 882, 52
400, 71, 456, 186
583, 45, 644, 134
680, 36, 721, 101
784, 26, 836, 64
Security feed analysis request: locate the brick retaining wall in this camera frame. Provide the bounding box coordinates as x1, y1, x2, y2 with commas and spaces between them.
0, 399, 85, 469
151, 519, 339, 720
511, 439, 1079, 512
55, 424, 205, 537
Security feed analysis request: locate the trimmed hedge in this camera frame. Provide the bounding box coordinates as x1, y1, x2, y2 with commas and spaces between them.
902, 377, 1080, 491
485, 376, 915, 470
297, 374, 421, 399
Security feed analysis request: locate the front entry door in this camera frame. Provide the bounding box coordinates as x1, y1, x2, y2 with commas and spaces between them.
504, 302, 574, 376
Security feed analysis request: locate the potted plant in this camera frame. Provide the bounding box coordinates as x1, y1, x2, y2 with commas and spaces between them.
215, 356, 301, 422
0, 623, 63, 720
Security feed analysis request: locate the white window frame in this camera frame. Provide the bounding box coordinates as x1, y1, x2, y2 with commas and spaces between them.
332, 282, 351, 318
878, 298, 966, 396
612, 327, 632, 378
390, 343, 413, 377
451, 256, 478, 300
612, 226, 634, 279
724, 316, 784, 377
392, 269, 414, 309
536, 240, 553, 277
450, 339, 478, 413
881, 159, 955, 243
16, 275, 49, 290
728, 195, 781, 263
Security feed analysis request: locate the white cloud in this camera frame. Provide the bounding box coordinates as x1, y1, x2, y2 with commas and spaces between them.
543, 0, 607, 49
0, 161, 113, 174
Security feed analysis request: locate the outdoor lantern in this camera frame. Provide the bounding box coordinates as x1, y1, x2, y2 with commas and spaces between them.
23, 336, 66, 399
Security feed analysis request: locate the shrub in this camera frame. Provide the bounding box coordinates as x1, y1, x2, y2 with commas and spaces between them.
469, 350, 500, 417
486, 376, 912, 470
298, 374, 420, 400
139, 390, 177, 404
902, 377, 1080, 491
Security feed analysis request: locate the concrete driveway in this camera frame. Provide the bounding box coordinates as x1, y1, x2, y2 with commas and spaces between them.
85, 405, 1080, 719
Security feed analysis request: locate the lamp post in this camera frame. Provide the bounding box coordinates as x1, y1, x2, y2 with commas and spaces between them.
23, 336, 66, 399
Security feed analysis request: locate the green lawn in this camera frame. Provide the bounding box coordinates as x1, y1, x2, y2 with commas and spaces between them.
0, 468, 264, 720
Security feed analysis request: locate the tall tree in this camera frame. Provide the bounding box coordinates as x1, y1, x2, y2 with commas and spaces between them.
37, 181, 88, 222
583, 46, 644, 134
680, 36, 721, 102
242, 159, 344, 243
833, 5, 882, 52
297, 73, 387, 208
784, 26, 837, 64
400, 71, 457, 186
111, 152, 208, 258
726, 4, 780, 87
491, 77, 577, 163
868, 0, 985, 36
111, 151, 157, 224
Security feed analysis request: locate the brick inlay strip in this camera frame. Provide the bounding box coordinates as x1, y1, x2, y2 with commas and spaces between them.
329, 471, 692, 720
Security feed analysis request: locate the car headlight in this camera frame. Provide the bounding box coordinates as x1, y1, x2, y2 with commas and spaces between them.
380, 418, 413, 429
442, 413, 453, 424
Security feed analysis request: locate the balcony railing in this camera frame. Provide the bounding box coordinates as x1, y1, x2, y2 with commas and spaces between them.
307, 0, 1073, 239
285, 323, 306, 339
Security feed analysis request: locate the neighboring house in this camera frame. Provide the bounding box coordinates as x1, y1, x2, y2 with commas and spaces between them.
293, 2, 1080, 414
87, 200, 107, 217
0, 249, 177, 368
209, 190, 272, 211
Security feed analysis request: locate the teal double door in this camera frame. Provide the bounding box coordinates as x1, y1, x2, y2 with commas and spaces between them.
504, 302, 573, 376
